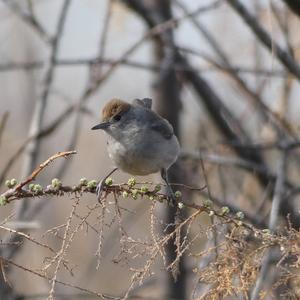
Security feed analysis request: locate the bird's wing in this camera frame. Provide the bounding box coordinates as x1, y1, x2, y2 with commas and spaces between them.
132, 98, 152, 109
150, 117, 174, 140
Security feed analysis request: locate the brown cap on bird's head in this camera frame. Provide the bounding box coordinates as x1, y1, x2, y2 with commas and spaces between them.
101, 98, 131, 122
91, 98, 131, 130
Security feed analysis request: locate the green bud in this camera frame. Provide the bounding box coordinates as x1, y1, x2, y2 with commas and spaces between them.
174, 191, 182, 198
33, 184, 42, 193
105, 177, 113, 186
178, 202, 184, 209
87, 180, 97, 189
262, 229, 271, 234
5, 180, 11, 188
79, 178, 88, 186
220, 206, 230, 216
127, 177, 136, 187
236, 211, 244, 220
5, 179, 17, 188
203, 199, 213, 208
131, 189, 139, 199
51, 178, 62, 189
0, 195, 7, 206
154, 184, 161, 192
140, 186, 148, 193
10, 178, 17, 187
29, 183, 35, 191
122, 191, 129, 198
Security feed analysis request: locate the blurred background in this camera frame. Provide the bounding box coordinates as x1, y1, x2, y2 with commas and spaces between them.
1, 0, 300, 299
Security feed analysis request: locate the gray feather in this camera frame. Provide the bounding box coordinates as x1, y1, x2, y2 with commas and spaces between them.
132, 98, 152, 109
150, 117, 174, 140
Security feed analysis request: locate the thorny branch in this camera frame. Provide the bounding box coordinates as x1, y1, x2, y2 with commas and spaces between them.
1, 143, 299, 299
0, 152, 270, 234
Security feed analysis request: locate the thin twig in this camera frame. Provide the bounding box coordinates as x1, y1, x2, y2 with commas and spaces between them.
15, 150, 76, 192
1, 256, 119, 299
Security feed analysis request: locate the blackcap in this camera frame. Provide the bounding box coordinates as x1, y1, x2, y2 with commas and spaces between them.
91, 98, 180, 202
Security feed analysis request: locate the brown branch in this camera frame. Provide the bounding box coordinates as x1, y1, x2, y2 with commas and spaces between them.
0, 181, 259, 234
0, 149, 252, 233
14, 150, 76, 192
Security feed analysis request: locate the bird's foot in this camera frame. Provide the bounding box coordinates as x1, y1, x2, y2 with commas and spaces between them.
96, 180, 105, 202
96, 167, 118, 203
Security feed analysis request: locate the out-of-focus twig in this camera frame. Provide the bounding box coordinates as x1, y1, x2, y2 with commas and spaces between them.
80, 0, 222, 103
10, 0, 71, 238
226, 0, 300, 81
251, 148, 288, 299
22, 0, 71, 172
0, 112, 9, 147
55, 0, 114, 182
2, 0, 51, 43
281, 0, 300, 18
175, 0, 294, 137
89, 0, 114, 88
0, 57, 287, 77
0, 104, 90, 187
181, 151, 277, 184
0, 5, 72, 298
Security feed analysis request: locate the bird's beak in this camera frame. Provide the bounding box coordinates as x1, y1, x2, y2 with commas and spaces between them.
91, 121, 110, 130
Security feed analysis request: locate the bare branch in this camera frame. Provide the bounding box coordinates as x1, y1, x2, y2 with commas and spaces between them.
226, 0, 300, 81
281, 0, 300, 18
2, 0, 51, 43
15, 150, 76, 192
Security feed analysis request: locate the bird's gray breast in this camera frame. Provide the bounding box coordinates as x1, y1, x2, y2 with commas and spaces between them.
106, 124, 179, 175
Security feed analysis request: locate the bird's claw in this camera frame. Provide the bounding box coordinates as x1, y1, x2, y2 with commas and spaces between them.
96, 180, 105, 202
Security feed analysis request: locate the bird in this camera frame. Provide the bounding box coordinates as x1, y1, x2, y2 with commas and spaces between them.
91, 98, 180, 203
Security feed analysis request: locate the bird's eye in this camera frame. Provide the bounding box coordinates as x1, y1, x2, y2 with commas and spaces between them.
113, 114, 122, 121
